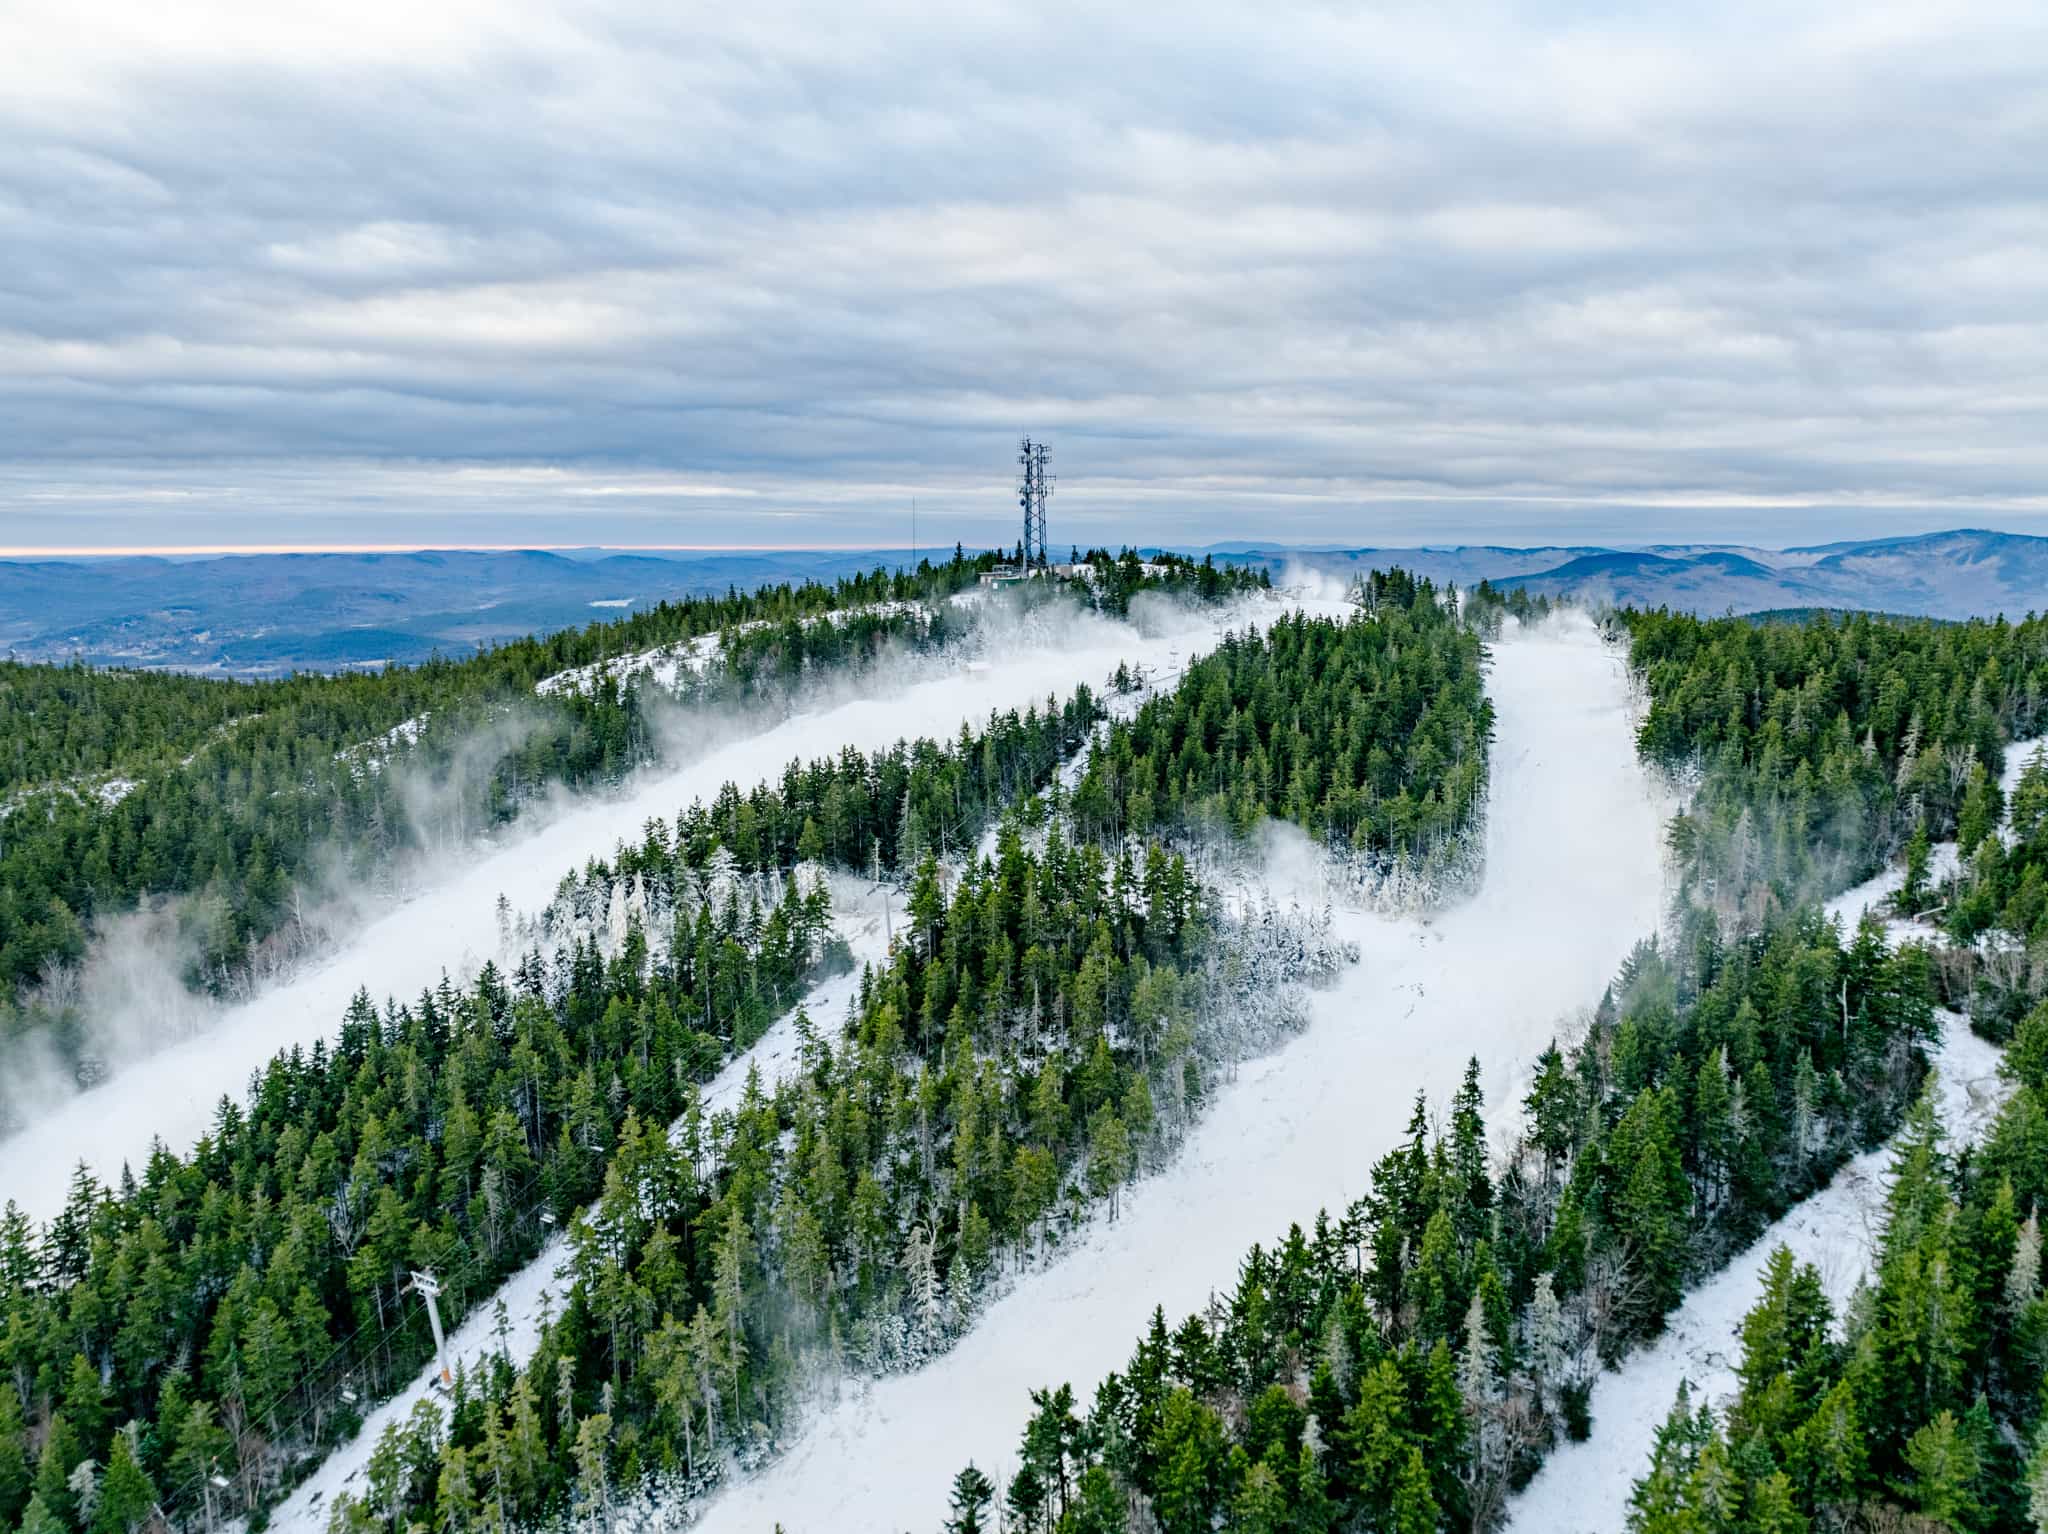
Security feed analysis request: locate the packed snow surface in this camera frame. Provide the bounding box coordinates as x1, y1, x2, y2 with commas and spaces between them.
534, 604, 919, 698
535, 634, 725, 697
270, 878, 901, 1532
1505, 1012, 2009, 1534
1814, 737, 2047, 941
0, 596, 1277, 1225
1502, 746, 2042, 1534
691, 612, 1674, 1534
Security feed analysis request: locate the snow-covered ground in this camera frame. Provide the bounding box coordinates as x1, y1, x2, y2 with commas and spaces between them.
534, 603, 920, 699
1, 595, 1284, 1226
270, 878, 902, 1532
689, 612, 1674, 1534
1812, 736, 2047, 941
1505, 1012, 2009, 1534
336, 713, 431, 775
97, 776, 140, 806
1502, 743, 2044, 1534
1, 773, 143, 821
536, 634, 725, 698
2002, 741, 2048, 845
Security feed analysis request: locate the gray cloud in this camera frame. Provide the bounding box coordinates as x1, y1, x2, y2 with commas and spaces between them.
1, 0, 2045, 551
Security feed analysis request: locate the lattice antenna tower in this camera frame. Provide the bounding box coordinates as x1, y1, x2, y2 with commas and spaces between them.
1018, 437, 1053, 569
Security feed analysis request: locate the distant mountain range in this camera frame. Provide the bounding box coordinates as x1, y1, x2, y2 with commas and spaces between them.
0, 548, 897, 674
2, 530, 2043, 675
1211, 528, 2048, 623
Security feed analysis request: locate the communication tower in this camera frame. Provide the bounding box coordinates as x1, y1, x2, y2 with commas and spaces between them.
1017, 437, 1052, 570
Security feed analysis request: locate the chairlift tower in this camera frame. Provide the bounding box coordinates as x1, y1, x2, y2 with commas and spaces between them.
204, 1467, 232, 1534
408, 1270, 454, 1393
1018, 437, 1052, 570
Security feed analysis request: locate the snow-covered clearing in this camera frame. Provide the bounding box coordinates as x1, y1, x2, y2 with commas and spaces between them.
1805, 736, 2047, 942
96, 776, 140, 806
1505, 1012, 2008, 1534
536, 635, 724, 698
1502, 744, 2043, 1534
1, 596, 1279, 1226
270, 878, 903, 1532
0, 774, 143, 822
335, 713, 430, 775
688, 612, 1674, 1534
535, 603, 920, 699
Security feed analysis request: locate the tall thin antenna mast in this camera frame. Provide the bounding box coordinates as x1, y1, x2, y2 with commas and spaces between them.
1018, 437, 1053, 569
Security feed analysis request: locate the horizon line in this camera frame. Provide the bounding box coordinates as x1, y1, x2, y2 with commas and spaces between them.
0, 541, 934, 558
0, 525, 2023, 560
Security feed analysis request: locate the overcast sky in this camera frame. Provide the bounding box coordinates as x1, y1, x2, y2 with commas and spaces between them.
2, 0, 2044, 554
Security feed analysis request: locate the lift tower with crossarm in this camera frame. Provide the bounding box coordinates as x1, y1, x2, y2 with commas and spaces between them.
408, 1270, 454, 1392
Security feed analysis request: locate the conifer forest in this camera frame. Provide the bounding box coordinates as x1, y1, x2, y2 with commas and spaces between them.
4, 562, 2048, 1534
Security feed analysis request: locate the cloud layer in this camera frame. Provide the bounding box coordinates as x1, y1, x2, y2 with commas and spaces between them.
3, 0, 2045, 549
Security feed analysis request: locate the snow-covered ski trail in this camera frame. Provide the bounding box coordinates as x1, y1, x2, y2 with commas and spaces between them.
1, 597, 1282, 1226
1504, 1012, 2008, 1534
274, 627, 1279, 1532
269, 879, 901, 1532
1502, 743, 2043, 1534
689, 612, 1672, 1534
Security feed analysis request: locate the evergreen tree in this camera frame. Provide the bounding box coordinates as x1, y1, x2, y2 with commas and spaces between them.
17, 1494, 66, 1534
1897, 1410, 1980, 1529
943, 1463, 995, 1534
90, 1437, 155, 1534
0, 1388, 30, 1531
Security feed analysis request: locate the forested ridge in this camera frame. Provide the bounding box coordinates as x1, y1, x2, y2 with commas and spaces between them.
0, 556, 986, 1026
926, 600, 2048, 1534
0, 559, 1341, 1534
937, 911, 1935, 1534
1932, 744, 2048, 1041
17, 517, 2036, 1534
549, 689, 1102, 887
1624, 601, 2048, 1031
1069, 574, 1490, 867
317, 823, 1232, 1534
1592, 608, 2048, 1534
0, 552, 1262, 1088
1622, 608, 2048, 924
1, 666, 256, 798
1626, 999, 2048, 1533
0, 686, 1102, 1534
300, 582, 1473, 1533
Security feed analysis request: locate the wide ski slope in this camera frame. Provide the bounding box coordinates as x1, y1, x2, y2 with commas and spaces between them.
269, 874, 903, 1532
693, 613, 1673, 1534
0, 596, 1279, 1226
